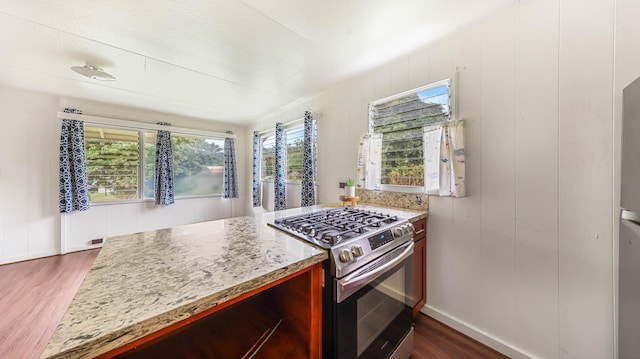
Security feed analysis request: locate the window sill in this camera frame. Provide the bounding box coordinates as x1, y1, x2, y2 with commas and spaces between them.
88, 194, 223, 206
260, 179, 311, 185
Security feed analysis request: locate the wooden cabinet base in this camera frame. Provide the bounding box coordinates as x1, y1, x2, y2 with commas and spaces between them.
99, 263, 322, 359
412, 218, 427, 318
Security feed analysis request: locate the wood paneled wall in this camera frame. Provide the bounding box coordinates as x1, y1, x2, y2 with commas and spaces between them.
250, 0, 628, 357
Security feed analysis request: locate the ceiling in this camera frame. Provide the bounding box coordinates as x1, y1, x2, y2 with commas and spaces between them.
0, 0, 515, 125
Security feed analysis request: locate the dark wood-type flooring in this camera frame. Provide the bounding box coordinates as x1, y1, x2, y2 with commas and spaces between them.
413, 314, 508, 359
0, 249, 508, 359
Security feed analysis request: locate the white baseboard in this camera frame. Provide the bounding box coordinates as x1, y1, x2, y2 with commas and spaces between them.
0, 250, 59, 265
422, 305, 537, 359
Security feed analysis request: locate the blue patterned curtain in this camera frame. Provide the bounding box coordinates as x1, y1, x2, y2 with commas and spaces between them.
274, 122, 286, 210
252, 131, 261, 207
155, 122, 174, 205
223, 135, 239, 199
301, 111, 316, 207
59, 109, 90, 213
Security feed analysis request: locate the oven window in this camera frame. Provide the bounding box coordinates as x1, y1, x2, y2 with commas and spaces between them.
357, 269, 406, 356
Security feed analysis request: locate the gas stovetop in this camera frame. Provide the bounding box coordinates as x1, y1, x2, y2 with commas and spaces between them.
269, 207, 415, 277
271, 207, 400, 248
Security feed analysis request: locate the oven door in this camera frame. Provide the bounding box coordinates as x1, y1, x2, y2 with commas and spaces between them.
333, 241, 414, 359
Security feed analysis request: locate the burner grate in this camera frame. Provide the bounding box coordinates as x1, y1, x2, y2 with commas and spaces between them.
272, 207, 399, 246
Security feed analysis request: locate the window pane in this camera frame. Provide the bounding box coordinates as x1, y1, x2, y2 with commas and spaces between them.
371, 83, 450, 187
260, 123, 315, 182
85, 126, 139, 202
286, 126, 304, 180
261, 135, 275, 179
144, 134, 224, 197
143, 132, 157, 199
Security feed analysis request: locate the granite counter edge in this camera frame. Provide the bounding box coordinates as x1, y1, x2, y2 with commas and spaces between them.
41, 252, 327, 359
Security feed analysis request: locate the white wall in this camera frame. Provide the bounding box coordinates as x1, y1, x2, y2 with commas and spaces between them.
249, 0, 630, 357
0, 86, 60, 264
61, 197, 240, 253
0, 86, 248, 264
59, 98, 249, 253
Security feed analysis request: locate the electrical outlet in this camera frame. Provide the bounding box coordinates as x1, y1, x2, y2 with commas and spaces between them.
90, 238, 104, 245
339, 182, 346, 188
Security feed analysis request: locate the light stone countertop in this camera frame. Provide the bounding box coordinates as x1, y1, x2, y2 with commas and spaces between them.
41, 204, 426, 359
41, 210, 328, 359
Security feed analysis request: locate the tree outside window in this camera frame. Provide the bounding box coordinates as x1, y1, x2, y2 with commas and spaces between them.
144, 134, 224, 198
84, 126, 225, 203
370, 81, 451, 188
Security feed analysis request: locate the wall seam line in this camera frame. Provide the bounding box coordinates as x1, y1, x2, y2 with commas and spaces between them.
556, 0, 562, 358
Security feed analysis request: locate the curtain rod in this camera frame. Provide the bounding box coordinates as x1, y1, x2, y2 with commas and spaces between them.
57, 111, 237, 139
257, 111, 321, 135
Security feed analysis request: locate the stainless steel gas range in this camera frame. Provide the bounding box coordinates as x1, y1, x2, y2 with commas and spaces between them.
269, 207, 415, 359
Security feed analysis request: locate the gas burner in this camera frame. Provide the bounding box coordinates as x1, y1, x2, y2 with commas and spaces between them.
271, 207, 402, 248
269, 206, 414, 281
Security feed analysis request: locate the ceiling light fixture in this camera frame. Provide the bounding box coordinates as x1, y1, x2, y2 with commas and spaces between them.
70, 65, 116, 81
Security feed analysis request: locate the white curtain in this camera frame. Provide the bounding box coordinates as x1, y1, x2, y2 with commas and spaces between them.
356, 134, 382, 190
424, 127, 443, 195
423, 120, 466, 197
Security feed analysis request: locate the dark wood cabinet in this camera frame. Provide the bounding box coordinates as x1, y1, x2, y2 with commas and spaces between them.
412, 218, 427, 318
99, 263, 323, 359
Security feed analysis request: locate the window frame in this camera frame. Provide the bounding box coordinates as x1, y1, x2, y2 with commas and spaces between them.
83, 124, 142, 204
260, 132, 276, 181
258, 120, 316, 184
84, 125, 228, 206
142, 133, 226, 200
368, 78, 453, 194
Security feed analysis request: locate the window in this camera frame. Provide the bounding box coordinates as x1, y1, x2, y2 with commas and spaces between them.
285, 126, 304, 180
85, 126, 225, 203
369, 79, 451, 189
261, 134, 276, 180
144, 134, 225, 198
259, 123, 316, 182
85, 126, 140, 202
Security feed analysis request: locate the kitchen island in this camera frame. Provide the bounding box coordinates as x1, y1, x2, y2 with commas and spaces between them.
41, 204, 427, 358
41, 210, 327, 359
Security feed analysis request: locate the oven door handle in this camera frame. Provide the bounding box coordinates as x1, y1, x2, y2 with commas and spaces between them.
339, 241, 414, 292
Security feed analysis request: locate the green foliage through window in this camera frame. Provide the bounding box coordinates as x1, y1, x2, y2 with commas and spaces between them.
286, 126, 304, 180
144, 135, 224, 198
260, 124, 314, 182
85, 127, 139, 202
370, 80, 451, 187
261, 135, 275, 180
84, 126, 225, 203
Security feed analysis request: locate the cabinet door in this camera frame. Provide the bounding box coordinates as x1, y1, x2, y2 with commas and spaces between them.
412, 237, 426, 317
412, 218, 427, 318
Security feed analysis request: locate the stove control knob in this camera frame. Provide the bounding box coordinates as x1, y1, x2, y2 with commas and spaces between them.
339, 249, 353, 263
351, 245, 364, 258
393, 227, 404, 238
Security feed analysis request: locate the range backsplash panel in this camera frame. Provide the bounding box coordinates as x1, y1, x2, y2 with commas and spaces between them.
356, 189, 429, 212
